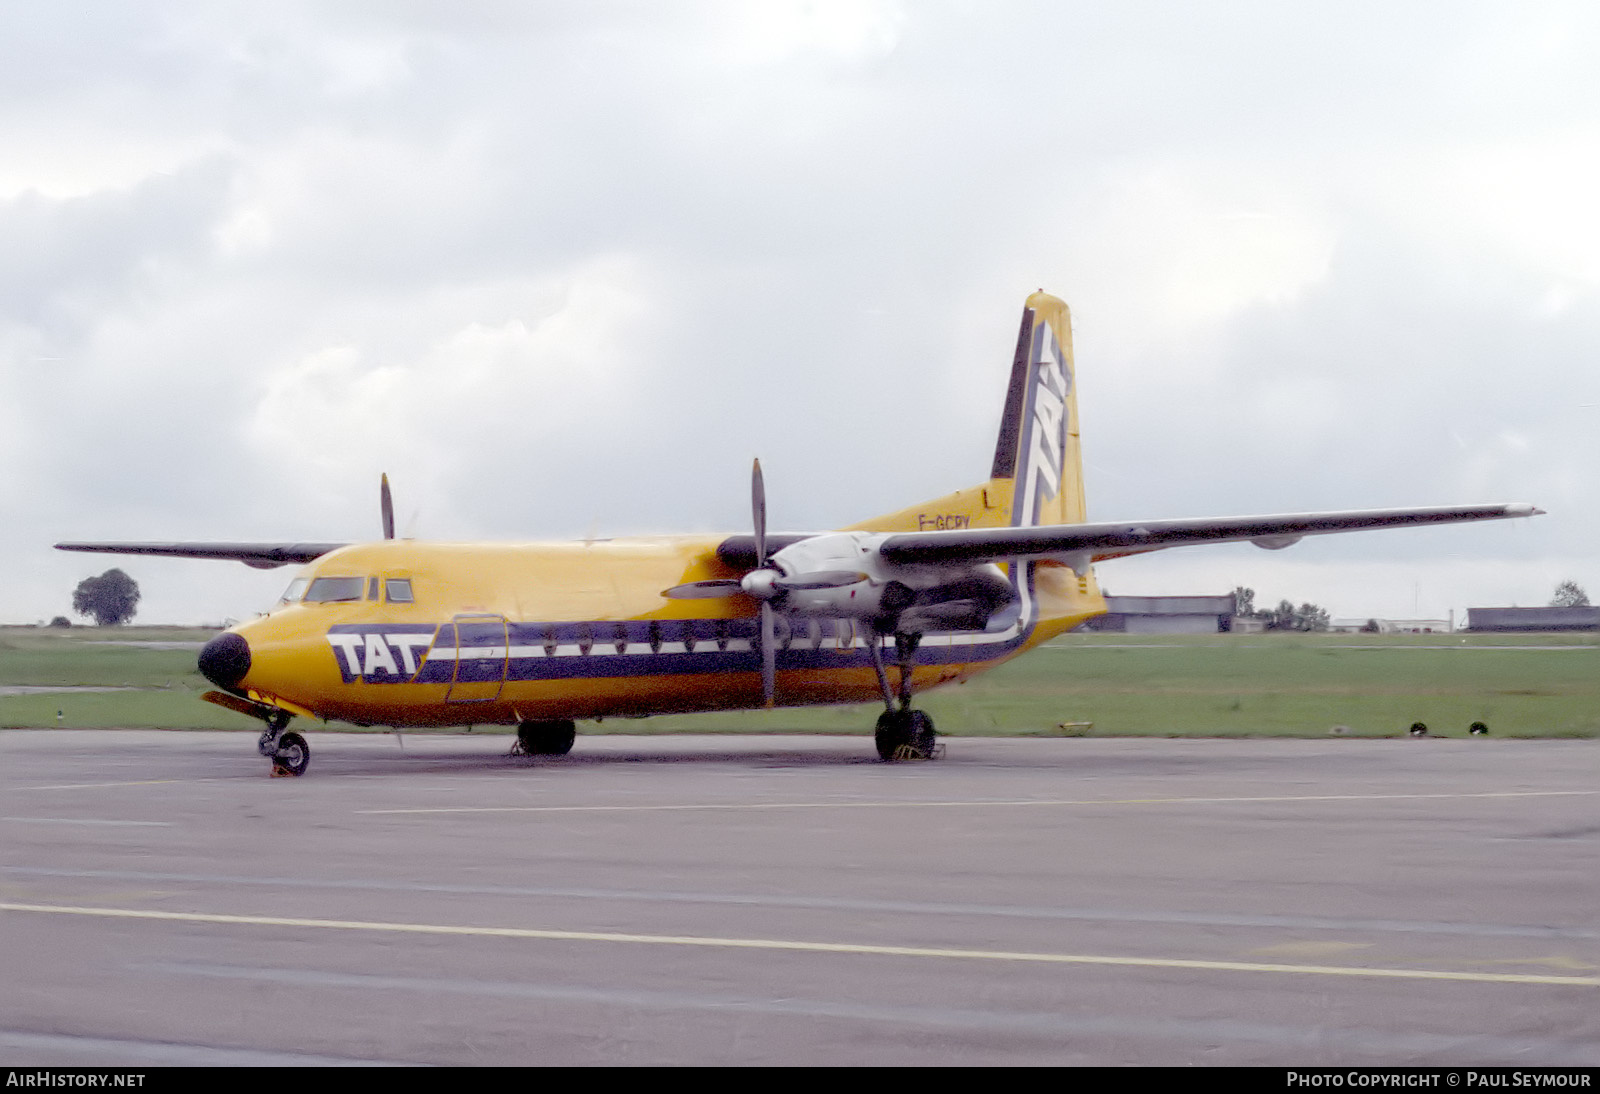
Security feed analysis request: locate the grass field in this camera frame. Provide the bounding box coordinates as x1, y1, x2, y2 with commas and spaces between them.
2, 625, 1597, 738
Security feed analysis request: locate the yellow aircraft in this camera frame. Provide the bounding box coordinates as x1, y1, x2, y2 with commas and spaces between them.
58, 292, 1541, 775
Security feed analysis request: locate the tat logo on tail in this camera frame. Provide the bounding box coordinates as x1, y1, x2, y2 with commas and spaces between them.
1017, 313, 1073, 527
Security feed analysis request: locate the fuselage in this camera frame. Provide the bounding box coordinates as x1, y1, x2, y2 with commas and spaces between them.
214, 536, 1102, 728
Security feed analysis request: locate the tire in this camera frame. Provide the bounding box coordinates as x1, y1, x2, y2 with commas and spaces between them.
272, 731, 309, 776
875, 710, 936, 761
875, 710, 911, 761
518, 720, 577, 756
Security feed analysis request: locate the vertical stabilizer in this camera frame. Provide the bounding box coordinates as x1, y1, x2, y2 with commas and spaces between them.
991, 292, 1084, 528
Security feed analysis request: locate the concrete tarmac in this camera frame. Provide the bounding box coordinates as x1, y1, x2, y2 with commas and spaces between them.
1, 729, 1596, 1066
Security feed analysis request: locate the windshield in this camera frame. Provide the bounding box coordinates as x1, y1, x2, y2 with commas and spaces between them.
303, 576, 365, 603
278, 577, 309, 604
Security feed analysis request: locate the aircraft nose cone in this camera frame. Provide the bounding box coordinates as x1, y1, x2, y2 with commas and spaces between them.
198, 632, 251, 690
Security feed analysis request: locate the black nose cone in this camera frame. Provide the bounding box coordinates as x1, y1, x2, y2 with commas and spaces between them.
198, 632, 251, 690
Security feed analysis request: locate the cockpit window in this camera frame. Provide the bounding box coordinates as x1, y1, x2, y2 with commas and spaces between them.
278, 577, 309, 604
367, 576, 380, 601
385, 578, 414, 603
304, 576, 365, 603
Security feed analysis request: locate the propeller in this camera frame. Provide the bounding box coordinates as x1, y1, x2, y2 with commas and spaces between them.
752, 459, 776, 709
380, 474, 395, 540
656, 460, 780, 704
658, 460, 870, 709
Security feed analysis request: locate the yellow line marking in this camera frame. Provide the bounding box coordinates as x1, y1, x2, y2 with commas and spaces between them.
3, 902, 1593, 986
18, 780, 207, 791
357, 789, 1599, 816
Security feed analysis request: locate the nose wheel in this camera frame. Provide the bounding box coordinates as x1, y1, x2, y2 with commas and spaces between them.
270, 731, 310, 777
253, 710, 309, 777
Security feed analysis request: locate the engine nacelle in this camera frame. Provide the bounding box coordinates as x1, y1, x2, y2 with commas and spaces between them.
783, 579, 914, 622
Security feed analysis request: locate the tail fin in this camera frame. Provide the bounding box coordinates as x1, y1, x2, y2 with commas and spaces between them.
848, 290, 1085, 533
990, 291, 1084, 528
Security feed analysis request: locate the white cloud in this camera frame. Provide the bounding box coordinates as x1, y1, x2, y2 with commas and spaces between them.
4, 2, 1598, 626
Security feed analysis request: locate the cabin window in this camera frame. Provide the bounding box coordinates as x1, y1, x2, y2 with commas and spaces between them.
278, 577, 309, 604
303, 576, 365, 603
385, 578, 414, 603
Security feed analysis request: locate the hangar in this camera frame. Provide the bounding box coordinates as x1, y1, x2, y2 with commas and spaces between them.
1079, 595, 1234, 634
1466, 606, 1600, 632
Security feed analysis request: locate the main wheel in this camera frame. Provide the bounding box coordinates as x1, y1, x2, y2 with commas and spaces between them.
271, 731, 309, 777
875, 710, 936, 761
875, 710, 910, 760
517, 720, 577, 756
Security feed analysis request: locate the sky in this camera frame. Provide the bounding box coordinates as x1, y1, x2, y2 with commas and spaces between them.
3, 1, 1595, 626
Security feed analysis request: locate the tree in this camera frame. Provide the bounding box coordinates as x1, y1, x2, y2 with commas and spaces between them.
1262, 599, 1295, 630
1294, 602, 1331, 632
1232, 586, 1256, 617
72, 569, 140, 626
1550, 580, 1590, 608
1259, 597, 1330, 631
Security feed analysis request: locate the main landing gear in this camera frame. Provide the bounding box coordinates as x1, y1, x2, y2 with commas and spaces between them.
256, 711, 309, 777
867, 631, 940, 762
512, 720, 577, 757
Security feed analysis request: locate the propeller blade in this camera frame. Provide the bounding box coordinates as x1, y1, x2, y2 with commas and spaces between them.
774, 570, 868, 591
759, 601, 776, 708
752, 458, 767, 564
380, 474, 395, 540
662, 579, 747, 599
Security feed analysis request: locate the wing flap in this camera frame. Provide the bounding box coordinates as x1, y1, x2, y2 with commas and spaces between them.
876, 504, 1541, 567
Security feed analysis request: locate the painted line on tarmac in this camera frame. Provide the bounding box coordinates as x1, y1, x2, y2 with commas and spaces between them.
8, 864, 1591, 940
136, 962, 1600, 1061
17, 779, 212, 791
4, 902, 1596, 987
1, 816, 173, 827
0, 1027, 410, 1067
357, 788, 1600, 816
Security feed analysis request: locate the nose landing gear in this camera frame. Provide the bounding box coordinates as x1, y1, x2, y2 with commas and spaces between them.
253, 709, 310, 777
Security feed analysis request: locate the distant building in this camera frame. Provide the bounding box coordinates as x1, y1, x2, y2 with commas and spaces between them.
1466, 606, 1600, 632
1379, 618, 1452, 635
1329, 618, 1375, 633
1080, 595, 1234, 634
1331, 618, 1451, 634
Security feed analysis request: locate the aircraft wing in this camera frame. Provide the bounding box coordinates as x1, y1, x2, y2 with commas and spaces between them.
54, 542, 348, 569
873, 503, 1542, 569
